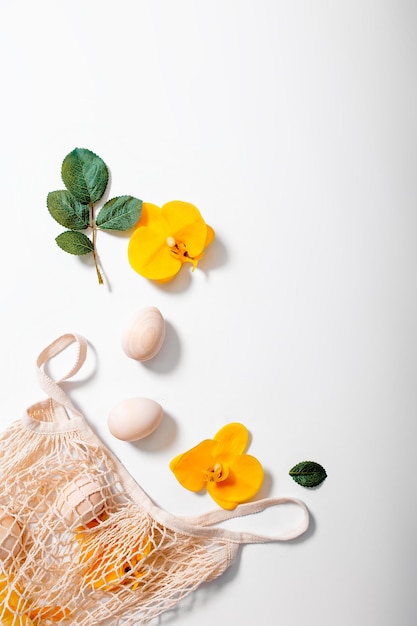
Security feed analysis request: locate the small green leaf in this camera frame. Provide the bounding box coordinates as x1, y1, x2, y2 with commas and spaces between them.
96, 195, 142, 231
61, 148, 109, 205
289, 461, 327, 488
47, 190, 89, 230
55, 231, 94, 256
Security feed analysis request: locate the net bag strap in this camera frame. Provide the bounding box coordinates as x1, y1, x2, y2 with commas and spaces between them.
36, 333, 88, 418
180, 496, 309, 544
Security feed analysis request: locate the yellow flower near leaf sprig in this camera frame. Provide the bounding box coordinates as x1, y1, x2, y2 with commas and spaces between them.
47, 149, 215, 285
128, 201, 215, 282
170, 423, 264, 510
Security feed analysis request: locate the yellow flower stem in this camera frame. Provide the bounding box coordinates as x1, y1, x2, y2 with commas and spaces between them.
90, 203, 104, 285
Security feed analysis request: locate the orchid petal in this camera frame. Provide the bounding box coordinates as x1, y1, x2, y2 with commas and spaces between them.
170, 439, 217, 492
207, 454, 264, 504
139, 202, 170, 231
162, 201, 208, 257
206, 489, 239, 510
213, 423, 249, 461
204, 225, 215, 248
128, 226, 181, 280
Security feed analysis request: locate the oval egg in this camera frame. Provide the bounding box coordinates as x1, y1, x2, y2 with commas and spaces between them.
0, 510, 22, 560
56, 477, 105, 525
108, 397, 164, 441
122, 306, 166, 361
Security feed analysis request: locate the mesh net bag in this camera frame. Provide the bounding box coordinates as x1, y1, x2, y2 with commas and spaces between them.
0, 333, 309, 625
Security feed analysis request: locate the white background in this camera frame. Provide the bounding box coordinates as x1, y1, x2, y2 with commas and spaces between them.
1, 1, 416, 625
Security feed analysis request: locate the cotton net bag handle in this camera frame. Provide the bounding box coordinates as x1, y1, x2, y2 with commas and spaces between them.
36, 333, 87, 419
180, 495, 310, 544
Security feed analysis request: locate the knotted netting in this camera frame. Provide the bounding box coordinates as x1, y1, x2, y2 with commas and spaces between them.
0, 334, 309, 626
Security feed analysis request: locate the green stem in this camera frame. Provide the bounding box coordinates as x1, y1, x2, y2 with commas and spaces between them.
90, 204, 104, 284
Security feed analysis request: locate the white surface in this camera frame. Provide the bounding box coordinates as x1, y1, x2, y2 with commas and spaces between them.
1, 1, 416, 624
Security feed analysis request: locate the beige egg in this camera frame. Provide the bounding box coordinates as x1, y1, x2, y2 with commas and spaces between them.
56, 477, 105, 525
108, 397, 164, 441
122, 306, 166, 361
0, 510, 22, 560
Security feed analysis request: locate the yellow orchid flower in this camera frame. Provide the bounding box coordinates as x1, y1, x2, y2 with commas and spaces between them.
0, 574, 31, 626
169, 423, 264, 510
128, 201, 215, 281
80, 540, 152, 591
0, 574, 70, 624
76, 522, 152, 591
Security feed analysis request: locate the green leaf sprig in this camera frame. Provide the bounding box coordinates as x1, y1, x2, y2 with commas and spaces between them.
289, 460, 327, 488
47, 148, 142, 284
